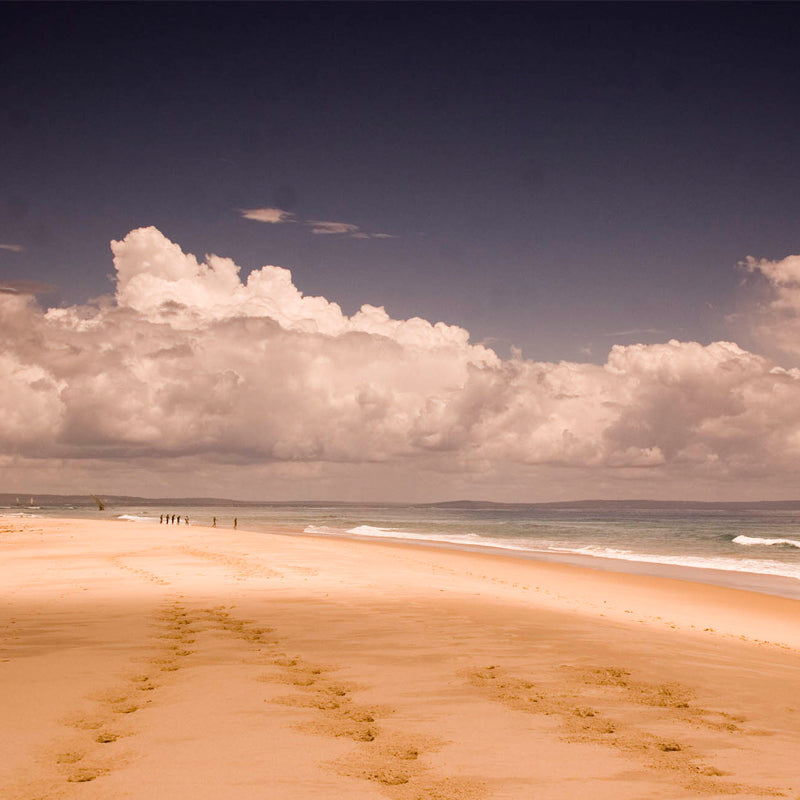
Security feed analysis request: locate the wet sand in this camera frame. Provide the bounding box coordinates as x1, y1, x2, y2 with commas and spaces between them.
2, 515, 800, 800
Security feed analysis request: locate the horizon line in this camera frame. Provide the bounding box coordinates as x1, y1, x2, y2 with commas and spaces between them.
3, 493, 800, 509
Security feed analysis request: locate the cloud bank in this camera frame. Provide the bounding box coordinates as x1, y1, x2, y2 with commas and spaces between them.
2, 227, 800, 498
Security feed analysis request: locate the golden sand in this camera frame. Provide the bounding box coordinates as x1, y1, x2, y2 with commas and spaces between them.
2, 515, 799, 799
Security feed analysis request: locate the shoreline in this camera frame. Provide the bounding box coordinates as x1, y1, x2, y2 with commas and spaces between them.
3, 515, 800, 798
6, 512, 800, 651
290, 526, 800, 652
9, 507, 800, 603
298, 527, 800, 603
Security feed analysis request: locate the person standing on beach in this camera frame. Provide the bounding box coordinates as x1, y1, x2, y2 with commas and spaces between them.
185, 516, 189, 525
212, 516, 216, 527
234, 517, 237, 529
159, 514, 163, 524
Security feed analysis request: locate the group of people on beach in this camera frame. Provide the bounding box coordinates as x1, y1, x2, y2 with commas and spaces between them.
160, 514, 188, 525
158, 514, 238, 528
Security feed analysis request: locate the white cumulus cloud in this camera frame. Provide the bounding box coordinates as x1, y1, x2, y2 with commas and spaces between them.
743, 254, 800, 358
2, 227, 800, 498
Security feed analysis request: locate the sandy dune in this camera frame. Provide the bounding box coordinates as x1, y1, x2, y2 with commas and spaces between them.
2, 515, 800, 799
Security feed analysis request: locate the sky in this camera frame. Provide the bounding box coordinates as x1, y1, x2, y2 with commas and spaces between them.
2, 2, 800, 502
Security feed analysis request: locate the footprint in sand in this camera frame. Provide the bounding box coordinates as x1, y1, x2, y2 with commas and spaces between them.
66, 767, 101, 783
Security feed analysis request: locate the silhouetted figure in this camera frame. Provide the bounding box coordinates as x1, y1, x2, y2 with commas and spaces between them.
185, 516, 189, 525
233, 517, 237, 529
171, 514, 176, 524
212, 516, 216, 527
160, 514, 163, 524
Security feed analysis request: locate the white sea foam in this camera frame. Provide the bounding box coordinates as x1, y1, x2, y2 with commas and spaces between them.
546, 544, 800, 581
116, 514, 155, 522
305, 522, 800, 583
347, 524, 399, 537
732, 535, 800, 549
305, 522, 499, 550
346, 524, 494, 548
303, 525, 343, 535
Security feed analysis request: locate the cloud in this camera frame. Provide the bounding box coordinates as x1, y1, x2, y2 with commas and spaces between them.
603, 328, 667, 338
0, 244, 23, 253
0, 280, 56, 296
307, 220, 361, 236
306, 219, 396, 239
240, 207, 295, 224
3, 227, 800, 497
238, 207, 395, 239
742, 254, 800, 358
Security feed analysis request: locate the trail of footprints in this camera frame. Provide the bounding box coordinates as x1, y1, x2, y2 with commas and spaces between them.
42, 588, 780, 798
53, 600, 199, 785
110, 556, 171, 586
43, 600, 482, 800
468, 663, 784, 796
202, 604, 485, 800
178, 545, 280, 581
402, 557, 799, 652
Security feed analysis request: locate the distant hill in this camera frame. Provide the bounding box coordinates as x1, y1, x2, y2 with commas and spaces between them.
0, 493, 239, 507
424, 499, 800, 511
3, 494, 800, 511
0, 494, 379, 508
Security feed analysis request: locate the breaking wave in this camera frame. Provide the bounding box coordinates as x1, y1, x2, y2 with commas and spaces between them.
732, 535, 800, 549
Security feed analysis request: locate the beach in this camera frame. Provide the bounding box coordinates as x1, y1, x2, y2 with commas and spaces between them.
2, 516, 800, 799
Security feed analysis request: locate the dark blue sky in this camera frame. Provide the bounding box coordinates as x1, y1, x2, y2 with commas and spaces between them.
2, 2, 798, 362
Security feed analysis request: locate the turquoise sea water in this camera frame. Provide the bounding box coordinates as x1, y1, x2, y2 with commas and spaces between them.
6, 501, 800, 600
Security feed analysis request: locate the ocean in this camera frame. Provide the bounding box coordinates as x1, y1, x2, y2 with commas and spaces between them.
6, 499, 800, 601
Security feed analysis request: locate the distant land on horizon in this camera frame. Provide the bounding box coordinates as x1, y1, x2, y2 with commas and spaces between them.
4, 494, 800, 511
